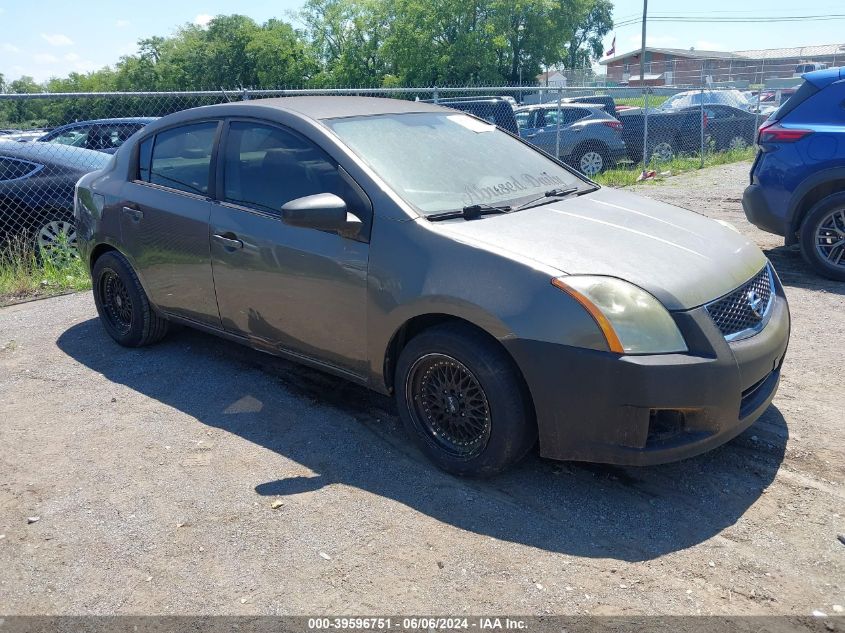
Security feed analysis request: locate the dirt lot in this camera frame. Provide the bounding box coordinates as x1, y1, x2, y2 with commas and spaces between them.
0, 161, 842, 616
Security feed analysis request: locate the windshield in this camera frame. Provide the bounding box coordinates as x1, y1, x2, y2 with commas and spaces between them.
326, 112, 585, 215
659, 90, 751, 111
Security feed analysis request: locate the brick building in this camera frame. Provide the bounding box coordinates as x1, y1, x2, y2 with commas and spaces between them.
599, 43, 845, 87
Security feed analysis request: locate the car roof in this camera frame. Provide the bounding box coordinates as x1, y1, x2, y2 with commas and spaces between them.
515, 103, 594, 111
213, 96, 446, 120
51, 117, 159, 129
0, 139, 111, 169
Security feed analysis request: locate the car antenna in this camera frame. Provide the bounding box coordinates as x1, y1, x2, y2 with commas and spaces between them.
219, 87, 233, 103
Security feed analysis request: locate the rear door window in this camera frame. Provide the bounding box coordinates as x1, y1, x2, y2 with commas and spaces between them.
544, 108, 589, 127
87, 123, 144, 151
142, 121, 218, 196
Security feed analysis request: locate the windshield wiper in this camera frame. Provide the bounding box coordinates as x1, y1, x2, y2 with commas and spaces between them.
511, 187, 580, 212
426, 203, 513, 222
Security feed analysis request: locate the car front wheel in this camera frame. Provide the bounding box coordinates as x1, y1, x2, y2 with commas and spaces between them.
800, 192, 845, 281
395, 323, 536, 477
92, 250, 170, 346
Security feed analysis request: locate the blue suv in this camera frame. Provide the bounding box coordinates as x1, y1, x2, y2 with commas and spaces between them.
743, 67, 845, 280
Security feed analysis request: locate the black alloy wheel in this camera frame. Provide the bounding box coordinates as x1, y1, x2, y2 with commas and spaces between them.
406, 353, 492, 458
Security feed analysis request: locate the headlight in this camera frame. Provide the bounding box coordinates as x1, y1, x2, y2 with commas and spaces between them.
552, 276, 687, 354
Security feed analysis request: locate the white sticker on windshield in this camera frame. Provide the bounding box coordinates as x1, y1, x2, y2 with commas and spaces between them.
446, 114, 496, 133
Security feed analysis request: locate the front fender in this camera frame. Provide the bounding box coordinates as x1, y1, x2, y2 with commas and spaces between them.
365, 217, 610, 392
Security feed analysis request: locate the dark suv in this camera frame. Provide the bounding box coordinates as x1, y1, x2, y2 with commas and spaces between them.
742, 67, 845, 280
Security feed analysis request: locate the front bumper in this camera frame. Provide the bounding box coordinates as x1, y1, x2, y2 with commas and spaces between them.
503, 273, 790, 466
743, 183, 788, 237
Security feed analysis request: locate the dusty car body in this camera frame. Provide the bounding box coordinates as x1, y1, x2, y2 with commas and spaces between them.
74, 97, 790, 476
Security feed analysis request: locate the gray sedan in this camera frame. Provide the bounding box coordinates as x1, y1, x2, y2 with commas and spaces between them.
74, 97, 790, 476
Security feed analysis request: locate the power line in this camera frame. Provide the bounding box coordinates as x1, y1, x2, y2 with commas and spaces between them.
613, 13, 845, 27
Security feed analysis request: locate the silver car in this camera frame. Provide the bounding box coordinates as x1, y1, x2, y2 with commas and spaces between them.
514, 103, 627, 176
74, 97, 790, 476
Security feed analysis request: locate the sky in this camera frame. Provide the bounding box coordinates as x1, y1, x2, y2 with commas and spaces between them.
1, 0, 845, 83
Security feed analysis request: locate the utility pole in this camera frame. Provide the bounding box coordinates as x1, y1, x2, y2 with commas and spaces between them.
640, 0, 649, 176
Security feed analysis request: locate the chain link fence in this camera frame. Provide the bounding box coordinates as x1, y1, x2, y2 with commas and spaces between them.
0, 80, 788, 257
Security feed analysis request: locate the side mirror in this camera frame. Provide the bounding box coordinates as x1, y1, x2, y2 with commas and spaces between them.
280, 193, 362, 235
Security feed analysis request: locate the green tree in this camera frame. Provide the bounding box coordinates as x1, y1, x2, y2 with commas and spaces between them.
299, 0, 392, 86
247, 19, 319, 87
564, 0, 613, 69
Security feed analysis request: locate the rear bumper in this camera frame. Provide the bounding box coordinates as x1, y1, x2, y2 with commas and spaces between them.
504, 274, 790, 466
743, 183, 788, 237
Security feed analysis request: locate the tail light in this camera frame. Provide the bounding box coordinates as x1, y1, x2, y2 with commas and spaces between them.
758, 121, 813, 143
602, 120, 622, 130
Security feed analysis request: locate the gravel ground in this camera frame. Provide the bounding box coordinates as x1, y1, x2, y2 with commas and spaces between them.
0, 161, 843, 616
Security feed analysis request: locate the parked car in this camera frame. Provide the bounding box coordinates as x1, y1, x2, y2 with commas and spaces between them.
794, 62, 828, 77
514, 103, 626, 176
566, 95, 705, 163
0, 142, 110, 257
658, 89, 753, 112
672, 104, 759, 151
75, 97, 790, 476
38, 117, 157, 154
424, 97, 519, 135
561, 94, 618, 114
2, 130, 51, 143
743, 66, 845, 281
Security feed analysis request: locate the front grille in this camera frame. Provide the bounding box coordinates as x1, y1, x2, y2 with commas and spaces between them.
706, 265, 775, 340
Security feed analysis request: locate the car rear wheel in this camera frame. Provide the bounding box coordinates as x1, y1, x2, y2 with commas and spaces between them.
395, 323, 536, 477
92, 251, 170, 346
36, 220, 77, 264
799, 192, 845, 281
573, 146, 609, 177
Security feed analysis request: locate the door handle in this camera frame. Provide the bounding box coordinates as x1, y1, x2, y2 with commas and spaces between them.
213, 233, 244, 250
122, 206, 143, 221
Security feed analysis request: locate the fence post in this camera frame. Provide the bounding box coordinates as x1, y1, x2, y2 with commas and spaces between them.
433, 85, 439, 104
700, 84, 705, 168
641, 85, 650, 174
555, 87, 562, 159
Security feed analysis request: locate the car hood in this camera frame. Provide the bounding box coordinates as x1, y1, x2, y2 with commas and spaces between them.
433, 187, 767, 311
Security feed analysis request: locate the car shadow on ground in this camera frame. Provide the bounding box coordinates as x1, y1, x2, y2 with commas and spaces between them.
765, 244, 845, 296
57, 318, 788, 563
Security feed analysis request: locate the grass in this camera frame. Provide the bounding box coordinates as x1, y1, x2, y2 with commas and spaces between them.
0, 234, 90, 306
614, 95, 669, 109
594, 145, 755, 188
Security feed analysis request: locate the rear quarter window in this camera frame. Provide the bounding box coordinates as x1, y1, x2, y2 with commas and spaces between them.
773, 80, 820, 121
0, 157, 43, 181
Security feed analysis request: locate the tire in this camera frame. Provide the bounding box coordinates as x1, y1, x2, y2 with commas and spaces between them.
91, 251, 170, 347
649, 139, 675, 164
34, 219, 78, 265
395, 323, 536, 477
728, 135, 749, 151
799, 192, 845, 281
571, 144, 610, 177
